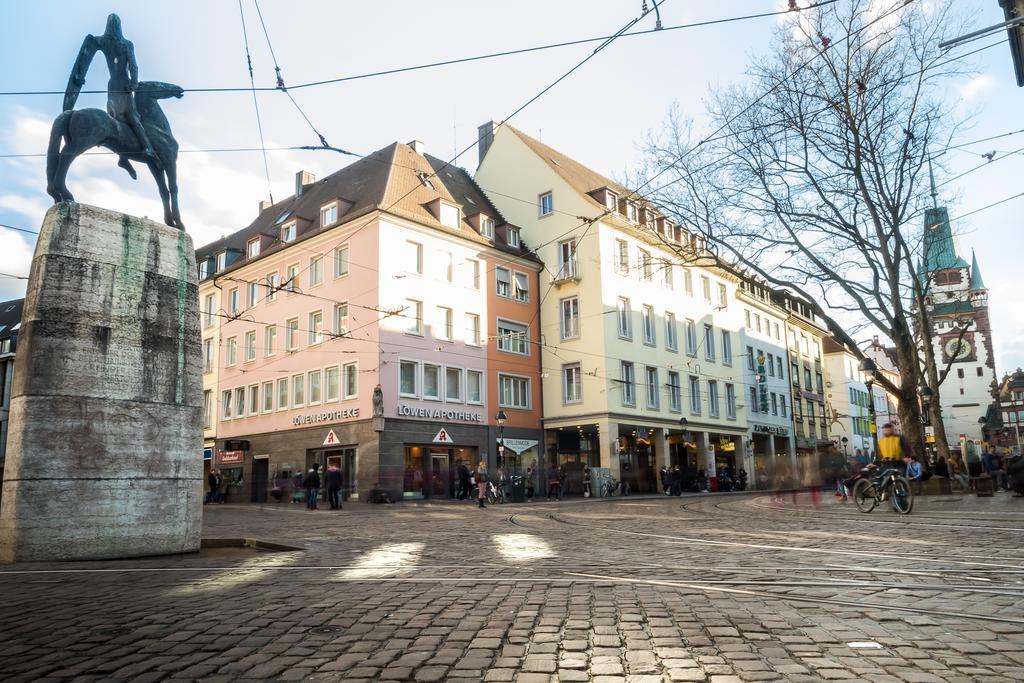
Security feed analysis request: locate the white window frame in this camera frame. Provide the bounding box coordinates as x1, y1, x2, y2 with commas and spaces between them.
685, 319, 697, 356
325, 365, 340, 403
309, 255, 323, 287
704, 324, 716, 361
539, 191, 554, 217
266, 272, 279, 301
261, 381, 274, 413
286, 263, 299, 293
308, 369, 322, 405
721, 330, 733, 366
642, 305, 656, 346
616, 239, 630, 275
291, 373, 305, 407
333, 302, 349, 336
264, 325, 276, 357
496, 318, 528, 355
444, 366, 463, 403
281, 221, 296, 243
465, 313, 481, 346
506, 227, 521, 248
405, 299, 423, 336
466, 369, 484, 405
343, 361, 358, 400
399, 359, 419, 398
308, 310, 323, 345
639, 249, 652, 280
620, 361, 636, 407
498, 373, 531, 410
557, 239, 577, 279
221, 389, 232, 419
726, 383, 737, 419
560, 297, 580, 340
617, 297, 632, 340
666, 312, 678, 352
406, 240, 423, 275
668, 371, 681, 412
646, 366, 659, 409
480, 216, 495, 239
708, 380, 720, 417
563, 363, 582, 404
246, 238, 260, 259
437, 306, 454, 342
333, 244, 350, 278
496, 267, 511, 298
689, 376, 701, 416
321, 201, 338, 227
225, 336, 237, 366
277, 377, 289, 411
228, 288, 239, 315
244, 330, 256, 362
513, 272, 529, 303
285, 318, 299, 352
422, 363, 442, 401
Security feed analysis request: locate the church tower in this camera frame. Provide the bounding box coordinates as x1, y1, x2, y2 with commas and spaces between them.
922, 196, 998, 445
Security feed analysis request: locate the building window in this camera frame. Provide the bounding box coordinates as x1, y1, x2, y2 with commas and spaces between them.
277, 377, 288, 410
321, 202, 338, 226
708, 380, 720, 417
642, 305, 656, 345
514, 272, 529, 302
308, 255, 323, 287
234, 387, 245, 417
198, 260, 209, 280
626, 202, 638, 223
816, 372, 824, 393
467, 370, 483, 404
445, 368, 462, 402
770, 392, 778, 416
663, 261, 674, 289
689, 376, 701, 415
203, 338, 214, 373
721, 331, 732, 365
563, 363, 582, 404
560, 297, 580, 340
506, 227, 521, 248
309, 310, 323, 345
203, 294, 215, 328
423, 363, 441, 400
747, 345, 755, 371
717, 283, 728, 309
976, 366, 984, 377
701, 276, 711, 302
496, 319, 528, 355
539, 191, 554, 216
620, 361, 636, 407
956, 368, 965, 379
246, 280, 259, 308
767, 354, 775, 377
216, 252, 226, 272
557, 240, 577, 279
646, 366, 659, 409
605, 190, 618, 210
804, 367, 812, 390
780, 395, 788, 417
221, 390, 232, 419
480, 217, 494, 238
498, 375, 530, 409
397, 360, 417, 397
334, 302, 349, 336
286, 263, 299, 292
750, 387, 759, 414
726, 383, 736, 419
792, 362, 800, 385
437, 306, 454, 341
266, 272, 279, 301
745, 310, 752, 329
773, 322, 781, 339
666, 313, 678, 352
439, 202, 460, 229
325, 366, 340, 402
777, 358, 785, 382
203, 389, 212, 428
292, 373, 305, 407
704, 324, 716, 361
639, 249, 652, 280
225, 337, 237, 366
333, 244, 349, 278
465, 313, 481, 346
259, 381, 273, 413
286, 318, 299, 351
343, 362, 358, 399
438, 251, 453, 282
616, 239, 629, 274
228, 288, 239, 315
308, 370, 322, 405
244, 330, 256, 362
281, 221, 296, 243
247, 238, 260, 258
685, 319, 697, 356
683, 269, 693, 296
405, 299, 423, 335
496, 267, 511, 297
617, 297, 632, 339
668, 371, 681, 412
406, 240, 423, 274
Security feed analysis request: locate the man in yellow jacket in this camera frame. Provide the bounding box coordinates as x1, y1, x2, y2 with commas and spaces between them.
877, 423, 911, 466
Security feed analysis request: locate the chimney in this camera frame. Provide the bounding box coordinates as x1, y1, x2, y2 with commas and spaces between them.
478, 120, 499, 166
258, 199, 272, 213
295, 170, 316, 196
408, 140, 427, 156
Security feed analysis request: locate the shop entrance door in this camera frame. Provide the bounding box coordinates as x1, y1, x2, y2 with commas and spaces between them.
251, 458, 269, 502
429, 450, 453, 499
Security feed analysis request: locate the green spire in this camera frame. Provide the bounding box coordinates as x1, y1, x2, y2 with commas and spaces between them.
922, 206, 969, 273
970, 249, 986, 290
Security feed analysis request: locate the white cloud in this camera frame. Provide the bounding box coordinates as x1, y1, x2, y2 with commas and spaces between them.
960, 74, 995, 102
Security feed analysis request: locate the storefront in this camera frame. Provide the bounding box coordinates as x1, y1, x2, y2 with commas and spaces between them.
749, 424, 792, 489
616, 426, 659, 494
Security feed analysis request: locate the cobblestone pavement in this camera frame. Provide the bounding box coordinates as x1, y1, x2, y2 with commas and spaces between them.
1, 491, 1023, 682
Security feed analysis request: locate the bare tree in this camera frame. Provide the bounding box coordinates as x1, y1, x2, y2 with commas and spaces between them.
636, 0, 974, 458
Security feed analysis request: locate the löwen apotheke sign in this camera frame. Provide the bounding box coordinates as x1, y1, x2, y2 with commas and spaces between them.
292, 408, 360, 426
396, 404, 483, 422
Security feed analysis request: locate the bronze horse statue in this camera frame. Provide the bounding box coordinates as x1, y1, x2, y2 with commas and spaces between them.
46, 80, 185, 230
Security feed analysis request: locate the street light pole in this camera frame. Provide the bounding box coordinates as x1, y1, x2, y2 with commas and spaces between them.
858, 358, 879, 458
495, 410, 508, 470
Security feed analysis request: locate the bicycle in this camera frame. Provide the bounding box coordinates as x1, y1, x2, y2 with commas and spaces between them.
605, 477, 630, 497
852, 465, 914, 514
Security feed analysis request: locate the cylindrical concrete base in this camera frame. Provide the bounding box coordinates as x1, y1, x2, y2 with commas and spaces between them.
0, 203, 203, 562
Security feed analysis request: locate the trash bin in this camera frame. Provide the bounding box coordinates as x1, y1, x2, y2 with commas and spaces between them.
509, 476, 526, 503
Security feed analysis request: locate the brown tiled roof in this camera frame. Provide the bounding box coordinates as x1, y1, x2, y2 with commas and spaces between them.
197, 141, 536, 270
505, 125, 632, 210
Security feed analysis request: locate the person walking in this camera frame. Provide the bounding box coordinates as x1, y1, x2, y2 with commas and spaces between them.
525, 465, 536, 502
547, 465, 561, 501
660, 465, 670, 495
456, 461, 471, 501
303, 467, 321, 510
325, 464, 343, 510
206, 468, 218, 504
476, 460, 489, 508
671, 466, 682, 496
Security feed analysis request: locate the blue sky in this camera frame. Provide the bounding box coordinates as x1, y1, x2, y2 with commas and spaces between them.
0, 0, 1020, 372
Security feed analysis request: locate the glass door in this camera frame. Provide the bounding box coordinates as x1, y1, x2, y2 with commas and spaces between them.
429, 449, 453, 498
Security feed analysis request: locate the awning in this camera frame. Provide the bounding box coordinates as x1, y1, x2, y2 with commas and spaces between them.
501, 438, 538, 454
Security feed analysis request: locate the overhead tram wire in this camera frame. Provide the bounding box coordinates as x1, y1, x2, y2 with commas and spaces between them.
237, 0, 275, 204
0, 1, 839, 99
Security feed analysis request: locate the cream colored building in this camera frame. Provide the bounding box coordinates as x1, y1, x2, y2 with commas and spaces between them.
198, 269, 222, 479
476, 123, 749, 493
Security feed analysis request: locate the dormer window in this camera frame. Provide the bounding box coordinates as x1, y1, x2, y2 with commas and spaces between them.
418, 172, 435, 191
281, 221, 296, 243
198, 260, 210, 280
321, 202, 338, 227
507, 227, 521, 249
480, 216, 495, 239
605, 190, 618, 211
246, 239, 260, 259
626, 202, 638, 223
215, 252, 226, 272
439, 202, 461, 229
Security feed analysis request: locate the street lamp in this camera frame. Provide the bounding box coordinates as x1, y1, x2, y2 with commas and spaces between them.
495, 410, 508, 469
858, 358, 878, 455
841, 436, 849, 456
918, 385, 934, 426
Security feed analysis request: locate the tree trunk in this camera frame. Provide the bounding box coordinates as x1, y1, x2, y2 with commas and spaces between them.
891, 331, 925, 459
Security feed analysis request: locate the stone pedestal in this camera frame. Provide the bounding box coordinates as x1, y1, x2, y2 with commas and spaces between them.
0, 203, 203, 562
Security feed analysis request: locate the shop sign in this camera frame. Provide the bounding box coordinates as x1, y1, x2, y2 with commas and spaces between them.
501, 438, 538, 454
323, 429, 340, 446
218, 450, 245, 465
799, 390, 823, 402
752, 424, 789, 436
396, 403, 483, 422
203, 447, 213, 461
433, 428, 454, 444
292, 407, 360, 426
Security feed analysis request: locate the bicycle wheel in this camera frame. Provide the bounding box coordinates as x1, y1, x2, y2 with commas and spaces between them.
891, 476, 914, 515
852, 479, 877, 513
